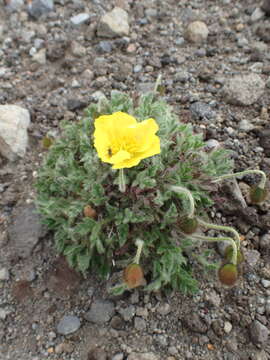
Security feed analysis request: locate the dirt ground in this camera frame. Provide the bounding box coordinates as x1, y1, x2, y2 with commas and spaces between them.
0, 0, 270, 359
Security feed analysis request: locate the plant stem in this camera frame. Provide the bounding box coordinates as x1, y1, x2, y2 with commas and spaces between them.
212, 169, 267, 189
191, 234, 238, 265
154, 74, 162, 93
197, 218, 241, 250
119, 168, 126, 193
168, 185, 195, 218
134, 239, 144, 264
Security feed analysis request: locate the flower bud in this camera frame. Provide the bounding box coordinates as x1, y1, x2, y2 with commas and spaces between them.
42, 136, 53, 149
179, 217, 198, 234
249, 186, 268, 204
83, 205, 96, 219
218, 263, 238, 286
123, 264, 145, 289
225, 246, 244, 265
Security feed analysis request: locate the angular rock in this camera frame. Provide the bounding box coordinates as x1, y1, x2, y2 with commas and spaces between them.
251, 7, 265, 22
70, 41, 86, 57
70, 13, 90, 26
57, 315, 81, 335
0, 268, 9, 281
262, 0, 270, 16
185, 313, 209, 334
185, 21, 209, 44
222, 74, 265, 106
250, 320, 269, 345
32, 48, 46, 65
8, 204, 45, 259
127, 353, 159, 360
27, 0, 54, 19
84, 299, 115, 324
256, 24, 270, 43
0, 105, 30, 161
190, 102, 216, 121
5, 0, 24, 11
97, 7, 129, 38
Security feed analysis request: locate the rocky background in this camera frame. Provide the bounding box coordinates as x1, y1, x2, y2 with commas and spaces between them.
0, 0, 270, 359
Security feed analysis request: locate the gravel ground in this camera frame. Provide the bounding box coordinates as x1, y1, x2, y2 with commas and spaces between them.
0, 0, 270, 359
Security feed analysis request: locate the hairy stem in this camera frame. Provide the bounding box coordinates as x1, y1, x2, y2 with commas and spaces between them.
168, 185, 195, 218
119, 168, 126, 193
154, 74, 162, 93
197, 218, 241, 250
212, 169, 267, 189
134, 239, 144, 264
191, 234, 238, 265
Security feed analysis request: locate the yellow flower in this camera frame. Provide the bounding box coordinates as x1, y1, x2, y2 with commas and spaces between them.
93, 112, 160, 169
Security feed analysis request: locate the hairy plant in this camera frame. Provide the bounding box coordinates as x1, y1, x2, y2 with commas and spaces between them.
35, 88, 267, 294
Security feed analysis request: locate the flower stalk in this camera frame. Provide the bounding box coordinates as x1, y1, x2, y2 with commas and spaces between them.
169, 185, 195, 218
134, 239, 144, 264
191, 234, 238, 265
197, 218, 241, 250
212, 169, 267, 189
119, 168, 126, 193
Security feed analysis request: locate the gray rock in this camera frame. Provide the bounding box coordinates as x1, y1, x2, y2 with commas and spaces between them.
261, 279, 270, 288
84, 300, 115, 324
70, 13, 90, 26
118, 305, 135, 321
262, 0, 270, 16
239, 119, 254, 132
0, 105, 30, 161
190, 102, 216, 121
185, 313, 209, 334
112, 354, 124, 360
250, 320, 269, 345
0, 268, 9, 281
97, 41, 112, 53
27, 0, 54, 19
5, 0, 24, 11
70, 41, 86, 57
134, 317, 146, 331
256, 24, 270, 43
97, 7, 129, 38
8, 204, 45, 258
245, 249, 260, 267
127, 353, 159, 360
32, 49, 46, 65
251, 7, 265, 22
57, 315, 81, 335
185, 21, 209, 44
222, 74, 265, 106
260, 233, 270, 249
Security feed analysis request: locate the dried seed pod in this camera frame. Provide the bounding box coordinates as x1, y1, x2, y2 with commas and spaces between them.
249, 186, 268, 204
83, 205, 96, 219
123, 264, 144, 289
218, 263, 238, 286
225, 246, 244, 265
179, 216, 198, 234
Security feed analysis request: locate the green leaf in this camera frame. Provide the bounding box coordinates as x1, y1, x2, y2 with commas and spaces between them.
77, 252, 91, 273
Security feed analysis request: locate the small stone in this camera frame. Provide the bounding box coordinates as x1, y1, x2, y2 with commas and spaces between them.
127, 353, 159, 360
133, 64, 142, 73
32, 48, 46, 65
204, 290, 221, 307
112, 354, 124, 360
56, 315, 81, 335
67, 98, 87, 111
97, 7, 129, 38
70, 41, 86, 57
224, 321, 233, 334
168, 346, 178, 356
118, 305, 135, 322
185, 21, 209, 44
261, 279, 270, 288
250, 320, 269, 345
239, 119, 254, 132
156, 303, 171, 316
84, 300, 115, 324
70, 13, 90, 26
55, 342, 74, 354
0, 268, 9, 281
251, 7, 265, 22
5, 0, 24, 11
260, 233, 270, 249
0, 105, 30, 161
134, 317, 146, 331
0, 308, 11, 320
27, 0, 54, 19
185, 313, 209, 334
222, 74, 265, 106
97, 41, 112, 53
190, 102, 216, 121
244, 249, 260, 267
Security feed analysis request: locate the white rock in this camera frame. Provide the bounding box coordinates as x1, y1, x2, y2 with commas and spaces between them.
70, 13, 90, 26
224, 321, 233, 334
251, 7, 265, 22
0, 268, 9, 281
261, 279, 270, 288
239, 119, 254, 132
97, 7, 129, 38
185, 21, 209, 44
127, 353, 159, 360
32, 48, 46, 65
0, 105, 30, 161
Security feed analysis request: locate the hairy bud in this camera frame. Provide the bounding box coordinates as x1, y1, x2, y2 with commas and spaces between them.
249, 186, 268, 204
83, 205, 96, 219
179, 217, 198, 234
218, 263, 238, 286
123, 264, 145, 289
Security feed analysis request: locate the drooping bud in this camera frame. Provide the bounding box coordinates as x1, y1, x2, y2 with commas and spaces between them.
218, 263, 238, 286
123, 264, 145, 289
42, 136, 53, 149
249, 186, 268, 204
83, 205, 96, 219
179, 216, 198, 234
225, 246, 244, 265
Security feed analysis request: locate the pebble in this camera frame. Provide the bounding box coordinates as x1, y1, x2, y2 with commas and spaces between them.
251, 7, 265, 22
0, 105, 30, 161
27, 0, 54, 19
118, 305, 135, 322
112, 353, 124, 360
260, 233, 270, 249
127, 353, 159, 360
32, 49, 46, 65
224, 321, 233, 334
261, 279, 270, 288
56, 315, 81, 335
249, 320, 269, 345
245, 250, 260, 267
84, 299, 115, 324
238, 119, 254, 132
55, 342, 74, 354
156, 303, 171, 316
222, 74, 265, 106
70, 41, 86, 57
70, 13, 90, 26
0, 268, 9, 281
262, 0, 270, 15
134, 316, 147, 331
185, 21, 209, 44
190, 102, 216, 121
97, 7, 129, 38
